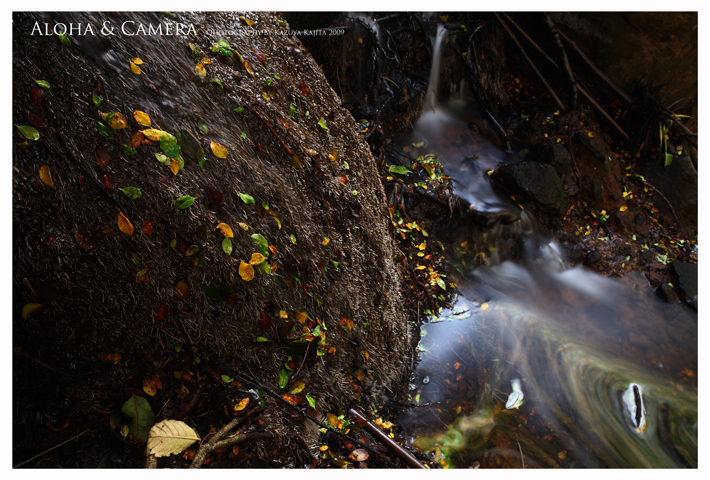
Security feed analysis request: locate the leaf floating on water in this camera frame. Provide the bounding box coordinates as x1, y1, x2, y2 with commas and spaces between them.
141, 129, 173, 141
299, 83, 311, 97
210, 142, 228, 158
146, 420, 200, 458
97, 121, 114, 139
34, 80, 50, 89
175, 281, 190, 300
121, 394, 154, 444
173, 195, 196, 209
250, 234, 269, 257
239, 261, 254, 281
288, 382, 305, 394
21, 303, 42, 319
17, 125, 39, 141
249, 252, 266, 265
118, 212, 134, 235
214, 223, 234, 238
58, 33, 71, 47
100, 112, 128, 130
389, 165, 410, 175
222, 237, 233, 255
39, 165, 54, 188
291, 154, 302, 169
133, 110, 151, 127
238, 192, 255, 204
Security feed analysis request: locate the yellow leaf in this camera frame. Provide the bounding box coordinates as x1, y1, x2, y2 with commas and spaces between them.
118, 211, 134, 235
101, 112, 128, 129
39, 165, 54, 188
278, 310, 288, 319
141, 129, 171, 141
249, 252, 266, 265
239, 261, 254, 281
147, 420, 200, 458
233, 397, 249, 412
163, 158, 177, 175
327, 413, 342, 430
215, 223, 234, 238
296, 311, 308, 324
322, 237, 330, 246
143, 378, 157, 397
199, 58, 212, 65
288, 382, 305, 394
262, 91, 271, 102
619, 206, 628, 212
195, 62, 206, 76
237, 222, 249, 231
481, 303, 489, 310
130, 61, 141, 74
130, 58, 145, 65
210, 142, 228, 159
244, 61, 254, 76
133, 110, 151, 127
21, 303, 42, 319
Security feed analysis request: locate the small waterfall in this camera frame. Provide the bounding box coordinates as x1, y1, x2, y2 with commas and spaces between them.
422, 24, 447, 113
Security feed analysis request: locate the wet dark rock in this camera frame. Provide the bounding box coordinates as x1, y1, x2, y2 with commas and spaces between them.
535, 141, 574, 176
575, 131, 613, 165
592, 182, 604, 201
564, 243, 584, 263
583, 249, 601, 266
672, 261, 697, 311
639, 249, 655, 265
634, 212, 647, 225
493, 162, 564, 207
656, 283, 679, 304
513, 120, 543, 141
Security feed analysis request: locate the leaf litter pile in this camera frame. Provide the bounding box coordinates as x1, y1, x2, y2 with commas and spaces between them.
12, 12, 436, 468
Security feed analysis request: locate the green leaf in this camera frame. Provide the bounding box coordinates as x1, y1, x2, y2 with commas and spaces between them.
234, 106, 245, 114
436, 278, 446, 290
120, 187, 142, 200
290, 234, 297, 244
154, 152, 170, 164
343, 161, 349, 170
197, 119, 209, 135
160, 136, 181, 160
317, 118, 328, 130
211, 78, 224, 88
240, 131, 247, 139
331, 259, 339, 268
221, 374, 234, 383
273, 74, 281, 80
250, 234, 269, 257
256, 336, 269, 342
306, 394, 316, 409
238, 192, 255, 204
98, 121, 114, 139
58, 33, 71, 47
21, 303, 42, 319
185, 245, 200, 256
17, 125, 40, 141
197, 149, 206, 168
121, 394, 154, 443
278, 369, 290, 389
222, 237, 233, 255
289, 103, 296, 117
135, 268, 149, 283
664, 153, 674, 167
122, 145, 137, 156
34, 80, 50, 89
259, 261, 271, 275
389, 165, 410, 175
173, 195, 196, 209
91, 94, 102, 107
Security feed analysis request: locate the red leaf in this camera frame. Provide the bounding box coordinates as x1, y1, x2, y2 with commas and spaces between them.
141, 221, 153, 236
299, 83, 311, 97
95, 145, 110, 167
251, 46, 265, 62
258, 312, 272, 330
74, 232, 98, 250
154, 304, 168, 321
129, 131, 145, 149
77, 175, 85, 193
205, 186, 223, 211
99, 174, 113, 190
30, 88, 42, 108
26, 111, 47, 128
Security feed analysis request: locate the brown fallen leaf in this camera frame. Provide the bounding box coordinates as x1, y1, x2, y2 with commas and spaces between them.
39, 165, 54, 188
117, 212, 134, 235
176, 281, 190, 300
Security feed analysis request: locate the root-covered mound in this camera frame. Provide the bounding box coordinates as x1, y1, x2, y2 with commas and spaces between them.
13, 12, 410, 466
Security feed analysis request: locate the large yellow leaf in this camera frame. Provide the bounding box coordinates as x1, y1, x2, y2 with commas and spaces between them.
140, 129, 172, 141
133, 110, 151, 127
239, 261, 254, 281
195, 62, 206, 76
327, 413, 342, 430
248, 252, 266, 265
39, 165, 54, 188
168, 158, 180, 175
214, 223, 234, 238
295, 311, 308, 324
146, 420, 200, 458
100, 112, 128, 130
130, 61, 141, 74
233, 397, 249, 412
210, 142, 228, 158
118, 211, 134, 235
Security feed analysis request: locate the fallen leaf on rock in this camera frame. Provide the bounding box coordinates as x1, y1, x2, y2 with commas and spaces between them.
129, 132, 145, 149
26, 111, 47, 128
146, 419, 200, 458
39, 165, 54, 188
130, 61, 141, 74
100, 112, 128, 130
237, 222, 249, 231
222, 237, 233, 255
118, 212, 134, 235
155, 304, 168, 321
288, 382, 305, 394
135, 268, 150, 283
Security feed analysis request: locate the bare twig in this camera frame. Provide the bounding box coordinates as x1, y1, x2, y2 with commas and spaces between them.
14, 429, 91, 468
517, 440, 525, 468
545, 14, 577, 107
244, 104, 293, 156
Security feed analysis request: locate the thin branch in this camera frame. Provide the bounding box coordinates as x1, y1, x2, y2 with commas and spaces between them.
545, 13, 577, 107
14, 429, 91, 468
244, 104, 293, 156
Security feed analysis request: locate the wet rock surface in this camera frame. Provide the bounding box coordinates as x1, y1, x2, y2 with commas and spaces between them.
493, 161, 564, 208
672, 261, 698, 311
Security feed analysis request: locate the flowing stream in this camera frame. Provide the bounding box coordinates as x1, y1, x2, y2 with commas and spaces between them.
395, 23, 698, 469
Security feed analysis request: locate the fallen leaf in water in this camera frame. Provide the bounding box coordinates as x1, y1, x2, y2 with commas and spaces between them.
21, 303, 42, 319
215, 223, 234, 238
234, 397, 249, 411
239, 261, 254, 281
210, 142, 228, 159
237, 222, 249, 231
129, 132, 145, 149
130, 61, 141, 74
26, 111, 47, 128
249, 252, 266, 265
133, 110, 151, 127
141, 129, 172, 141
288, 382, 305, 394
143, 378, 157, 396
173, 195, 196, 209
118, 212, 134, 235
258, 312, 272, 329
100, 112, 128, 130
74, 232, 98, 250
39, 165, 54, 188
176, 281, 190, 300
